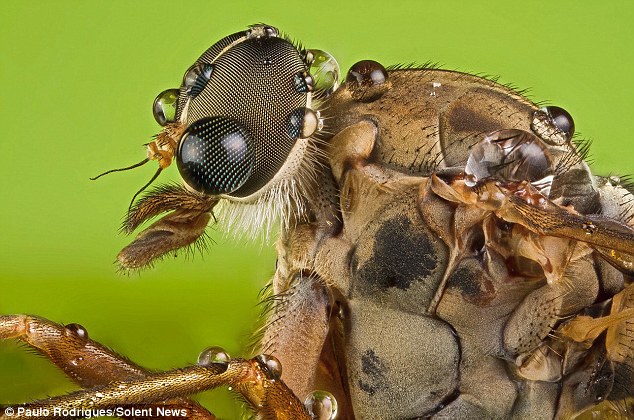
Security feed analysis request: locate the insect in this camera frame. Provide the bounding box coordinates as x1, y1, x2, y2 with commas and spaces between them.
2, 23, 634, 419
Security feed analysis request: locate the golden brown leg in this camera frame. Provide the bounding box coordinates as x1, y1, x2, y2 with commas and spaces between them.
0, 315, 310, 419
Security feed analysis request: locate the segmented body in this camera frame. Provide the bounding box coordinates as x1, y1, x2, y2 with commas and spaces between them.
263, 67, 634, 418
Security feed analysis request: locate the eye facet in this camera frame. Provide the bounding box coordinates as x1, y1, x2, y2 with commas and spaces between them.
152, 88, 179, 126
183, 63, 214, 98
176, 116, 254, 195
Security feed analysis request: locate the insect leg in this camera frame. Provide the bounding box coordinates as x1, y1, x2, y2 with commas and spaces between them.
0, 315, 214, 419
258, 223, 350, 418
0, 359, 306, 420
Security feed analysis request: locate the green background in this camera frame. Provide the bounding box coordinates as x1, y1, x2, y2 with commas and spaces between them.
1, 1, 632, 418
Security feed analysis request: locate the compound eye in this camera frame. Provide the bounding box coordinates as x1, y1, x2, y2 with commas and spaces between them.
177, 117, 255, 195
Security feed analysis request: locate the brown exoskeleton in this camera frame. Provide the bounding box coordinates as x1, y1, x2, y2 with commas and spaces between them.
2, 24, 634, 419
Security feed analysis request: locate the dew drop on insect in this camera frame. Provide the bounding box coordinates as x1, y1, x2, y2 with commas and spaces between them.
153, 88, 179, 126
304, 390, 338, 420
305, 49, 340, 96
543, 106, 574, 138
531, 105, 574, 145
294, 71, 315, 93
464, 129, 554, 195
256, 354, 282, 379
64, 323, 88, 340
183, 63, 214, 97
287, 107, 319, 139
345, 60, 389, 102
346, 60, 388, 87
197, 346, 231, 367
70, 356, 84, 366
246, 24, 279, 39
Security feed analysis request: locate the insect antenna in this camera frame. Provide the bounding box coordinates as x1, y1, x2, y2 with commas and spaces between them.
90, 158, 151, 180
128, 167, 163, 210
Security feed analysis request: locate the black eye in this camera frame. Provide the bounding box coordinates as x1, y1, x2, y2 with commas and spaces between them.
153, 88, 179, 126
176, 117, 255, 195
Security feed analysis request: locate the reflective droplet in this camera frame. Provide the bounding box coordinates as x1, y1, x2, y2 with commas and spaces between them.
346, 60, 388, 86
152, 88, 179, 126
255, 354, 282, 380
305, 49, 340, 96
183, 63, 214, 97
198, 346, 231, 367
65, 323, 88, 340
304, 390, 338, 420
531, 105, 574, 145
464, 129, 554, 195
246, 25, 279, 39
70, 356, 84, 366
287, 108, 319, 139
543, 106, 574, 138
294, 71, 315, 93
583, 221, 597, 235
345, 60, 389, 102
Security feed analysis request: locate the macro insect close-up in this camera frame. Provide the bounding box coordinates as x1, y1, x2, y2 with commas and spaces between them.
1, 2, 634, 419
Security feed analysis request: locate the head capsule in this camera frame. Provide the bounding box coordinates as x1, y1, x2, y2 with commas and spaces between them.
152, 24, 336, 200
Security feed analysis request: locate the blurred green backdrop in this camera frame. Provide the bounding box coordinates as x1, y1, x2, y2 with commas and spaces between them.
1, 1, 633, 418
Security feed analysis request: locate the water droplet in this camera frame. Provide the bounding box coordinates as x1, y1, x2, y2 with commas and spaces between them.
64, 323, 88, 340
345, 60, 389, 102
255, 354, 282, 380
305, 49, 340, 96
198, 346, 231, 367
531, 105, 574, 145
304, 390, 338, 420
246, 25, 279, 39
543, 106, 574, 138
287, 108, 319, 139
152, 88, 179, 126
464, 129, 554, 195
294, 71, 315, 93
346, 60, 388, 87
583, 221, 597, 235
183, 63, 214, 97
